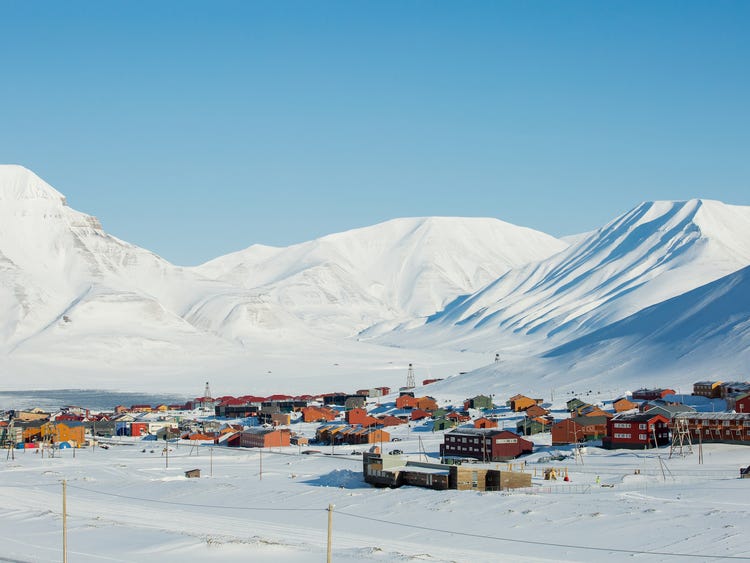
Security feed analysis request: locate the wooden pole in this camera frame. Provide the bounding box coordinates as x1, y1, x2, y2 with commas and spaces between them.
327, 504, 334, 563
62, 479, 68, 563
165, 437, 169, 469
210, 447, 213, 477
259, 449, 263, 481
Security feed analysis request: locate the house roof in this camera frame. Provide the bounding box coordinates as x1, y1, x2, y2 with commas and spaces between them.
611, 413, 669, 423
674, 412, 750, 421
572, 415, 610, 427
447, 428, 522, 438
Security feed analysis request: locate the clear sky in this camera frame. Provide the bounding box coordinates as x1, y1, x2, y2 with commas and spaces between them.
2, 1, 748, 265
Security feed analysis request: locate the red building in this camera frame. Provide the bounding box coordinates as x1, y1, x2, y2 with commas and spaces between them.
673, 412, 750, 444
440, 429, 533, 462
736, 394, 750, 414
602, 413, 669, 449
410, 409, 431, 421
130, 422, 149, 437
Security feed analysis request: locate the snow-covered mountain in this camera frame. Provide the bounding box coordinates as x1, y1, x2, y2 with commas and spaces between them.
193, 217, 568, 337
1, 164, 748, 395
0, 166, 563, 390
379, 199, 750, 354
0, 165, 260, 366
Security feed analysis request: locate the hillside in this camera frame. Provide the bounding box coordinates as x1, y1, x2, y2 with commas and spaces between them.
376, 199, 750, 353
194, 216, 568, 337
1, 165, 748, 395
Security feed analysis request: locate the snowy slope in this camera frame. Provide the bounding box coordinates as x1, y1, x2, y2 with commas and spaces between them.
421, 264, 750, 401
382, 199, 750, 353
2, 165, 749, 396
0, 165, 272, 365
0, 166, 545, 389
194, 217, 568, 337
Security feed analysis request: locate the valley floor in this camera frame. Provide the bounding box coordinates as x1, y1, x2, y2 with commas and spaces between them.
1, 429, 749, 562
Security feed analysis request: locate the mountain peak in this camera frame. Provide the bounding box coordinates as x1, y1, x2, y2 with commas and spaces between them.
0, 165, 67, 204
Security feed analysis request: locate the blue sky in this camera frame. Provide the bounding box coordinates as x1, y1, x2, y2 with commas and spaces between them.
2, 1, 748, 265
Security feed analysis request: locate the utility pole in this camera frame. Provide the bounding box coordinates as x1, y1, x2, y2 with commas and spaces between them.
327, 504, 334, 563
165, 437, 169, 469
259, 449, 263, 481
210, 447, 213, 477
62, 480, 68, 563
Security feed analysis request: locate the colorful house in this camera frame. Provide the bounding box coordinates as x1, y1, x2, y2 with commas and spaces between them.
508, 395, 540, 412
464, 395, 493, 411
300, 406, 338, 423
693, 381, 723, 398
440, 429, 533, 462
474, 417, 498, 429
239, 428, 291, 448
602, 413, 670, 449
613, 398, 638, 413
346, 408, 380, 427
551, 416, 609, 445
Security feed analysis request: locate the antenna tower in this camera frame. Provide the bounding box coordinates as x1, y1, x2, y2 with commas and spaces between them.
668, 416, 693, 459
405, 364, 415, 389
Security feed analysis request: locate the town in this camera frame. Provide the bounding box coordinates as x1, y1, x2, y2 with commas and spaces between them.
3, 375, 749, 492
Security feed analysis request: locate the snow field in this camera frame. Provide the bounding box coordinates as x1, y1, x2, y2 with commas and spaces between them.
1, 423, 749, 562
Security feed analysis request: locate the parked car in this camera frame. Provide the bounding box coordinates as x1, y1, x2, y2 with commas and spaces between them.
391, 437, 402, 442
388, 449, 403, 455
301, 449, 321, 455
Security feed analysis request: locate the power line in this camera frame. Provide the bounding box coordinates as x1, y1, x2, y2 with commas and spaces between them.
65, 483, 323, 512
335, 511, 750, 560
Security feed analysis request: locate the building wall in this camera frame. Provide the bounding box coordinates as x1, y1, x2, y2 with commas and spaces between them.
676, 414, 750, 444
604, 418, 669, 449
240, 430, 290, 448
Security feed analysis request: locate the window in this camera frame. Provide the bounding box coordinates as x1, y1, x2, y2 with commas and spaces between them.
639, 434, 647, 440
614, 423, 630, 429
723, 421, 730, 427
639, 424, 647, 430
614, 433, 631, 439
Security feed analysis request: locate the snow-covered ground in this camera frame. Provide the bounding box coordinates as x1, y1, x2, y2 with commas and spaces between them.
2, 425, 749, 562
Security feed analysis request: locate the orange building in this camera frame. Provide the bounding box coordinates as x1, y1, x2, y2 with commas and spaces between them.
301, 406, 338, 423
396, 395, 418, 409
525, 405, 550, 418
474, 417, 498, 429
239, 428, 290, 448
346, 408, 379, 427
613, 398, 638, 413
415, 397, 438, 412
509, 395, 537, 412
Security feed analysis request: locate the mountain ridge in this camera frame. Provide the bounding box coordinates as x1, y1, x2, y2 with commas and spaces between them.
1, 165, 748, 395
